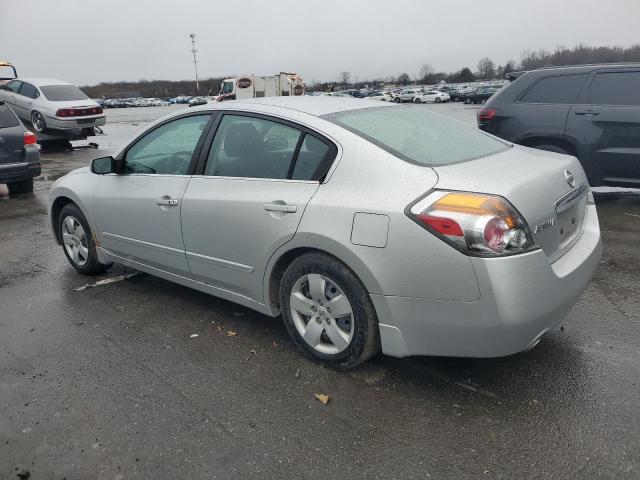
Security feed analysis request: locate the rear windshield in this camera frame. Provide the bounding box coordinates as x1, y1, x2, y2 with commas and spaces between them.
40, 85, 89, 101
327, 106, 509, 166
0, 102, 20, 128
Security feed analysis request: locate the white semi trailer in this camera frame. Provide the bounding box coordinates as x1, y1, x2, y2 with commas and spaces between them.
217, 72, 304, 101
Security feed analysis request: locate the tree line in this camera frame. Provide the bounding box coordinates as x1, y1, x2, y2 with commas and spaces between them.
315, 43, 640, 90
81, 43, 640, 97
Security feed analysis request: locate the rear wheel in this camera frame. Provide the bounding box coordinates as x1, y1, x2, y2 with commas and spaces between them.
31, 111, 46, 133
7, 178, 33, 194
414, 98, 422, 104
435, 97, 441, 103
280, 253, 380, 370
394, 97, 401, 103
58, 203, 110, 275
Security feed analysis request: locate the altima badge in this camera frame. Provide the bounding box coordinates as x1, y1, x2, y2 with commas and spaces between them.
535, 218, 556, 233
564, 169, 576, 188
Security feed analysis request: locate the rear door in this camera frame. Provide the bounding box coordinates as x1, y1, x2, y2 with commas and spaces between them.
15, 82, 40, 118
181, 112, 336, 301
515, 73, 589, 144
566, 69, 640, 186
94, 113, 213, 276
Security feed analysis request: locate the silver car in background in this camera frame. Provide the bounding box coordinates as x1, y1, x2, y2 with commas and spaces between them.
48, 97, 601, 369
0, 77, 105, 133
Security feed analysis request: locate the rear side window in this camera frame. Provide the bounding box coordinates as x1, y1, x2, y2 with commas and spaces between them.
588, 71, 640, 106
519, 74, 587, 104
19, 83, 39, 99
205, 115, 302, 179
291, 134, 331, 180
328, 106, 509, 166
0, 102, 20, 128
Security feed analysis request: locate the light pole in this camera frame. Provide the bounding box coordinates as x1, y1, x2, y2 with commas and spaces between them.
189, 33, 200, 94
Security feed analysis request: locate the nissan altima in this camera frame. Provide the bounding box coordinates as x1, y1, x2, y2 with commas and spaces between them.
48, 97, 601, 369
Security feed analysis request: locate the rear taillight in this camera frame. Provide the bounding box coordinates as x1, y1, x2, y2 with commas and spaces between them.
477, 108, 497, 122
408, 191, 535, 256
24, 131, 37, 145
56, 106, 103, 117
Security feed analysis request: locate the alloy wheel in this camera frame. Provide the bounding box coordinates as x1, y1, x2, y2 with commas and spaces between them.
31, 111, 45, 132
289, 273, 354, 355
61, 215, 89, 266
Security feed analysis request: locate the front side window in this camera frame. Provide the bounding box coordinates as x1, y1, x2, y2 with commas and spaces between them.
124, 114, 210, 175
328, 106, 509, 166
3, 80, 22, 93
204, 115, 302, 179
19, 83, 39, 99
40, 85, 89, 101
588, 71, 640, 106
519, 74, 587, 104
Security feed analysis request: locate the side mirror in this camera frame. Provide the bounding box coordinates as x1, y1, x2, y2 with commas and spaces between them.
91, 155, 117, 174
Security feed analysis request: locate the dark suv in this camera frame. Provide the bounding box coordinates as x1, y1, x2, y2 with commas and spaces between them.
478, 64, 640, 187
0, 100, 40, 193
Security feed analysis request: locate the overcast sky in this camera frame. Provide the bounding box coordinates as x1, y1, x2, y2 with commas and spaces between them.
2, 0, 639, 86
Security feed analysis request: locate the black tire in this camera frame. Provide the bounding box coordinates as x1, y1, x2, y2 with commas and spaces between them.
530, 144, 571, 156
7, 178, 33, 194
31, 111, 46, 133
279, 253, 380, 370
394, 97, 401, 103
464, 98, 471, 104
58, 203, 111, 275
414, 98, 422, 104
435, 97, 441, 103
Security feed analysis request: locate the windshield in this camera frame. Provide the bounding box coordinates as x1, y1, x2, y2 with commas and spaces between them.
221, 81, 234, 95
40, 85, 89, 101
328, 106, 509, 166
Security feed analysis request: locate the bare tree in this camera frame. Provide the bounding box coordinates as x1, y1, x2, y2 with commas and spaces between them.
338, 71, 351, 86
419, 63, 434, 81
477, 57, 496, 79
397, 73, 411, 85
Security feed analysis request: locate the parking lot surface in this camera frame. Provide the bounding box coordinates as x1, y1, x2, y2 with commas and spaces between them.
1, 103, 639, 479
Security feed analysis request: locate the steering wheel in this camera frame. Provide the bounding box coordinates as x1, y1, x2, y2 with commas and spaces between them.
156, 151, 192, 174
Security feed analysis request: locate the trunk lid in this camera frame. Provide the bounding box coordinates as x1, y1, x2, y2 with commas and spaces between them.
431, 145, 589, 263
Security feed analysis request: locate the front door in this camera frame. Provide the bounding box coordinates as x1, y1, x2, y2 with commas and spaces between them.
181, 113, 335, 301
94, 113, 212, 276
566, 69, 640, 186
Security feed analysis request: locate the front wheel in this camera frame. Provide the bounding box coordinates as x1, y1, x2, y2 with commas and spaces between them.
58, 203, 111, 275
31, 111, 46, 133
280, 253, 380, 370
435, 97, 441, 103
394, 97, 401, 103
414, 98, 422, 104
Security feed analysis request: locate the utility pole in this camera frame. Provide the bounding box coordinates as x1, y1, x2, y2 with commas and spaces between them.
189, 33, 200, 94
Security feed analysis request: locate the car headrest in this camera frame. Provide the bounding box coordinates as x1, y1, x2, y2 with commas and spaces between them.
224, 122, 262, 158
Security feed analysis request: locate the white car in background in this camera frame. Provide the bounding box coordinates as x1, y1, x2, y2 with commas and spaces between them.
394, 88, 422, 103
414, 90, 450, 103
0, 77, 105, 133
366, 92, 393, 102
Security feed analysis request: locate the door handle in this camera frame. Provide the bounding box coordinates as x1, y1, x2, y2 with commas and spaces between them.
156, 197, 179, 206
264, 203, 297, 213
574, 109, 599, 116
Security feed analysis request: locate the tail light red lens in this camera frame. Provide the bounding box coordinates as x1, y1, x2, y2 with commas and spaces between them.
56, 106, 103, 117
477, 108, 497, 122
24, 131, 37, 145
408, 191, 535, 256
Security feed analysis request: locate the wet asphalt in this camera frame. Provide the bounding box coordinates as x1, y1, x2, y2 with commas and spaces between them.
1, 104, 639, 480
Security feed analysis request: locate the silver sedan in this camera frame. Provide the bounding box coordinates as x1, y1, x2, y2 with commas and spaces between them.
49, 97, 601, 369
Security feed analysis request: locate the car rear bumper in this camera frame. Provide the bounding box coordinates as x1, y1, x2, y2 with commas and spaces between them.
44, 115, 106, 130
0, 148, 41, 183
373, 204, 602, 358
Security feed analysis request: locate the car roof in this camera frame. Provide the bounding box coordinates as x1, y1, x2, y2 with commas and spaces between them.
221, 96, 390, 117
16, 77, 71, 86
525, 62, 640, 76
